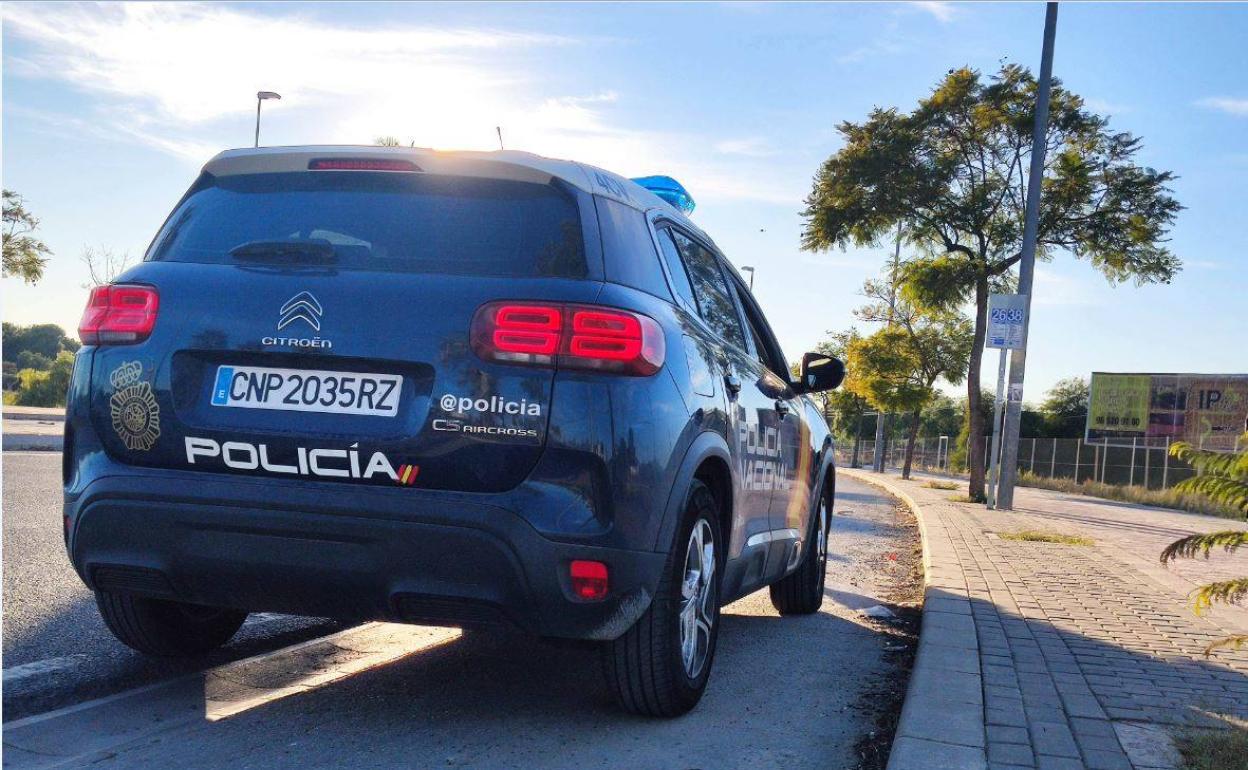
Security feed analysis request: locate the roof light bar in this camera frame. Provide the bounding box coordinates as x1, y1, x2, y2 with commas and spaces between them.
630, 175, 696, 215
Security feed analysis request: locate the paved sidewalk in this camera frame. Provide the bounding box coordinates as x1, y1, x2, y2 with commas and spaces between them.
2, 405, 64, 451
843, 468, 1248, 770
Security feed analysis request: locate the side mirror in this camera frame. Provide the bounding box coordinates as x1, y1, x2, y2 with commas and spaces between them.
799, 352, 845, 393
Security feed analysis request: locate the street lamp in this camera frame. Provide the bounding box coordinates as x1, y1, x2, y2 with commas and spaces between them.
740, 265, 755, 290
254, 91, 281, 148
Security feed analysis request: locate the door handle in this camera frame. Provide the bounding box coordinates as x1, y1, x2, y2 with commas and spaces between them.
775, 399, 791, 418
724, 373, 742, 397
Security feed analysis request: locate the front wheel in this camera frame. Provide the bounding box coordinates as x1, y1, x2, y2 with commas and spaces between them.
602, 479, 722, 717
96, 590, 248, 657
769, 485, 830, 615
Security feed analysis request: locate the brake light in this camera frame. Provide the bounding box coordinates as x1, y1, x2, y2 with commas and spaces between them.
78, 285, 159, 345
569, 560, 609, 601
471, 301, 664, 376
308, 158, 421, 172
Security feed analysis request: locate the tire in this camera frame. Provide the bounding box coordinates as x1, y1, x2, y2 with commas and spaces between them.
602, 479, 722, 717
95, 590, 247, 657
769, 482, 831, 615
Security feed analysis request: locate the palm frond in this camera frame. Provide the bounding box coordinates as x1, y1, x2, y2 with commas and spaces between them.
1205, 634, 1248, 656
1171, 476, 1248, 515
1192, 578, 1248, 614
1170, 438, 1248, 482
1160, 531, 1248, 564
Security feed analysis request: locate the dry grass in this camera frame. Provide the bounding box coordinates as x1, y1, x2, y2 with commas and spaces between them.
1177, 726, 1248, 770
998, 529, 1093, 546
923, 480, 958, 490
948, 494, 978, 503
1017, 471, 1242, 519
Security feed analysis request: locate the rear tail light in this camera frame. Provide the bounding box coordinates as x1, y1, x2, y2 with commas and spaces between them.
569, 560, 609, 601
78, 284, 159, 345
471, 301, 664, 376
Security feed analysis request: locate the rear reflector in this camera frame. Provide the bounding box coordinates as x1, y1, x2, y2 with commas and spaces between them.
78, 284, 159, 345
569, 560, 609, 601
308, 158, 421, 172
471, 301, 664, 376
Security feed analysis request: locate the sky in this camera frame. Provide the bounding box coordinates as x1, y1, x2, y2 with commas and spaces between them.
3, 1, 1246, 400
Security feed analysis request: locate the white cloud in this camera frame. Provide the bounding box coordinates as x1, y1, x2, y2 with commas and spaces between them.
1195, 97, 1248, 116
3, 2, 805, 206
713, 137, 777, 158
912, 2, 957, 23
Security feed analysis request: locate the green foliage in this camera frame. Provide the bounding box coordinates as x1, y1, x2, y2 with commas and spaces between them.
3, 322, 80, 363
1176, 724, 1248, 770
802, 64, 1183, 497
374, 136, 402, 147
1039, 376, 1088, 437
13, 350, 75, 407
1159, 434, 1248, 654
3, 189, 52, 284
14, 350, 52, 371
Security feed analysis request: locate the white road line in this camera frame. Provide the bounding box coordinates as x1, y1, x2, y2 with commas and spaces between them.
3, 654, 87, 685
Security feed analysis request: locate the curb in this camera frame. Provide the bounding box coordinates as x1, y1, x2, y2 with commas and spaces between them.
3, 433, 64, 451
841, 468, 988, 770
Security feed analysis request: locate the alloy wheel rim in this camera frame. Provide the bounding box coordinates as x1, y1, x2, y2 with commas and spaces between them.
679, 519, 716, 679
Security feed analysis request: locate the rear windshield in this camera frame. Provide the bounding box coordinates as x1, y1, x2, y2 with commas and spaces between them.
146, 171, 587, 278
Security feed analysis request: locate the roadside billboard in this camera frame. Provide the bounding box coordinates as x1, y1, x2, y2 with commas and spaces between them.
1086, 372, 1248, 450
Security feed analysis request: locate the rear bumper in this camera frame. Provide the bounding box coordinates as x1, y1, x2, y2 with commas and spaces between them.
65, 471, 664, 641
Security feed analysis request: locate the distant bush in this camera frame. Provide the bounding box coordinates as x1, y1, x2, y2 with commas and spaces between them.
12, 350, 74, 407
1018, 471, 1242, 520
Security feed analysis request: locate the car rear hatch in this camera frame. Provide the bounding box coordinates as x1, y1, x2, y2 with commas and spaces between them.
86, 152, 603, 493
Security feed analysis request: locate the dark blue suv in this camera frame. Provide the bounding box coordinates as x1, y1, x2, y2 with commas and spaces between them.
63, 146, 845, 716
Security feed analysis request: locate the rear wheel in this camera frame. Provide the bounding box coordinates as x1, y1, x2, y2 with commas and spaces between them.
95, 590, 247, 657
602, 479, 721, 717
769, 484, 831, 615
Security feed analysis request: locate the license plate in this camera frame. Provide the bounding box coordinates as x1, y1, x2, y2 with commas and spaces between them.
210, 365, 402, 417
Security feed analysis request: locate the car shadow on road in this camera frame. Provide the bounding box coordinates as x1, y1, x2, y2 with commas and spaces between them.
53, 596, 907, 770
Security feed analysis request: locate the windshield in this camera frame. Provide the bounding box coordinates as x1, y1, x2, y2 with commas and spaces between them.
146, 171, 587, 278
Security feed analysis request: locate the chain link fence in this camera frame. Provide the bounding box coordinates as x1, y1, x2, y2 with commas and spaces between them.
836, 435, 1216, 491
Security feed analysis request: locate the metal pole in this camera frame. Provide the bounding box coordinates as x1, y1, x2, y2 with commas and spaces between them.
1144, 439, 1151, 489
1129, 437, 1137, 487
255, 97, 262, 148
872, 225, 903, 473
994, 1, 1059, 510
1050, 437, 1056, 478
986, 348, 1009, 508
1162, 436, 1170, 488
1029, 438, 1036, 474
1075, 438, 1082, 482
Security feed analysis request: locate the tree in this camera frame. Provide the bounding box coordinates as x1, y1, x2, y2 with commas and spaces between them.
801, 65, 1182, 501
374, 136, 402, 147
1039, 376, 1088, 437
805, 330, 872, 467
1159, 435, 1248, 654
2, 322, 79, 363
850, 270, 973, 478
81, 245, 132, 287
845, 302, 972, 480
3, 189, 52, 284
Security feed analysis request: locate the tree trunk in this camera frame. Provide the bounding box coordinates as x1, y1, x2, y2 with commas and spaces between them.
966, 275, 989, 501
902, 409, 921, 480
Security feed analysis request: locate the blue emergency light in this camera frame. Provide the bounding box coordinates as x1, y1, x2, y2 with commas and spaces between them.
630, 175, 696, 215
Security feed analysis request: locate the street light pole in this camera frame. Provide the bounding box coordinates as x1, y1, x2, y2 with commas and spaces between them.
871, 223, 904, 473
254, 91, 282, 148
996, 2, 1059, 510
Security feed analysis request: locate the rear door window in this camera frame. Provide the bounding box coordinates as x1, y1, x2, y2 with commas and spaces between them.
655, 227, 698, 314
146, 172, 587, 278
669, 230, 747, 351
597, 197, 671, 299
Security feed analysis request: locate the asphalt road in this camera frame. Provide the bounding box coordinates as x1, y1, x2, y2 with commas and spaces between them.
4, 453, 920, 769
2, 452, 349, 719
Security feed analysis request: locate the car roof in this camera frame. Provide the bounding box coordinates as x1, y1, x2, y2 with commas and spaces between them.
203, 146, 713, 245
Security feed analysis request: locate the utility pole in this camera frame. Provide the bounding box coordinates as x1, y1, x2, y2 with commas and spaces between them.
996, 2, 1058, 510
872, 222, 904, 472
